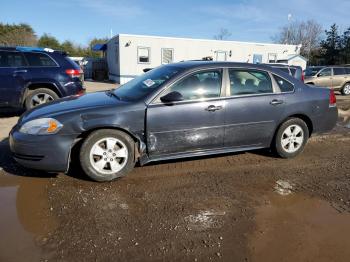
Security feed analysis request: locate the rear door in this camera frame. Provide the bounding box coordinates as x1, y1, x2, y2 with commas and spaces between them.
146, 69, 226, 157
0, 51, 28, 106
332, 67, 347, 89
224, 68, 286, 147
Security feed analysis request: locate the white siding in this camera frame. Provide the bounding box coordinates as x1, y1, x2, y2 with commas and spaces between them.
107, 34, 300, 84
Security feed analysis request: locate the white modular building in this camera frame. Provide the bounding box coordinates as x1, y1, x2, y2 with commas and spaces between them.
106, 34, 302, 84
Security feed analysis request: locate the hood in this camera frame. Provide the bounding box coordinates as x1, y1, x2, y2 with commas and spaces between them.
20, 91, 127, 123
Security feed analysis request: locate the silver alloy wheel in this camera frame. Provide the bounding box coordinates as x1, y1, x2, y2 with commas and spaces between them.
89, 137, 128, 175
31, 93, 54, 107
281, 124, 304, 153
343, 84, 350, 95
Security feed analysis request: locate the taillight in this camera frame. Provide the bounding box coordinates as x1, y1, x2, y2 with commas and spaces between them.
65, 69, 83, 77
329, 89, 336, 107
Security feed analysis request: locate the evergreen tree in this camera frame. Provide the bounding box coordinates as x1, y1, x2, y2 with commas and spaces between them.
38, 34, 61, 50
320, 24, 342, 65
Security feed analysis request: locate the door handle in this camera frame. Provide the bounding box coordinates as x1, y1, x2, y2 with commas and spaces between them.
13, 70, 27, 74
205, 105, 223, 112
270, 99, 284, 106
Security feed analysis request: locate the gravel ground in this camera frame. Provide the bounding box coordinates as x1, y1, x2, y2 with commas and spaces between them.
0, 83, 349, 262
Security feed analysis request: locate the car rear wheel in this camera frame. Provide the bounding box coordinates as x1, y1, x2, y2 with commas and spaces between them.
25, 88, 59, 110
79, 129, 135, 182
341, 83, 350, 96
274, 118, 309, 158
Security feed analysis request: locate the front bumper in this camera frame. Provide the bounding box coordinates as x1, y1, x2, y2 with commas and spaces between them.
9, 128, 78, 173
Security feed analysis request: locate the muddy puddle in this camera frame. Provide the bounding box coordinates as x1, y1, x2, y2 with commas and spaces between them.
0, 174, 57, 262
250, 192, 350, 262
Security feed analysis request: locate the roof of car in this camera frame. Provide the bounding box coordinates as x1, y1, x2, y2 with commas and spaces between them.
0, 46, 66, 55
172, 60, 283, 71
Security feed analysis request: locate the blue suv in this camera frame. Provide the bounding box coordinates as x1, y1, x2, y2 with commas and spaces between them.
0, 47, 85, 110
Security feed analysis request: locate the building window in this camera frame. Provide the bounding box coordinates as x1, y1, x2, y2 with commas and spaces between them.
138, 47, 150, 63
162, 48, 174, 64
216, 51, 227, 61
253, 54, 263, 64
268, 53, 277, 63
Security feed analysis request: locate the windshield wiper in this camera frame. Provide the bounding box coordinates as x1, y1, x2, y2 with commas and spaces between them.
105, 90, 121, 100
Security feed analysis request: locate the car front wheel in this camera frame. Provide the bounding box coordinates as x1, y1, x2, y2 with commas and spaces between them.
79, 129, 135, 182
274, 118, 309, 158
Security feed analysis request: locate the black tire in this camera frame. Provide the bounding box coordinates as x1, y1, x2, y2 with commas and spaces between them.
274, 118, 309, 158
25, 88, 59, 110
79, 129, 135, 182
341, 83, 350, 96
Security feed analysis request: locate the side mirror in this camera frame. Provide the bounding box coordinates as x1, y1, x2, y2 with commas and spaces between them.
160, 91, 184, 103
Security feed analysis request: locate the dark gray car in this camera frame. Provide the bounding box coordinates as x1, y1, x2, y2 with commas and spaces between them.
10, 61, 338, 181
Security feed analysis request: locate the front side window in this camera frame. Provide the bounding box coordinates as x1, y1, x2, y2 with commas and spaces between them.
229, 69, 273, 95
138, 47, 150, 63
0, 51, 26, 67
333, 67, 346, 75
23, 52, 57, 67
165, 70, 222, 101
274, 75, 294, 92
346, 68, 350, 74
318, 68, 332, 77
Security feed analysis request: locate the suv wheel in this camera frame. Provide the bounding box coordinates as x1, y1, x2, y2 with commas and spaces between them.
341, 83, 350, 96
79, 129, 135, 182
274, 118, 309, 158
25, 88, 59, 110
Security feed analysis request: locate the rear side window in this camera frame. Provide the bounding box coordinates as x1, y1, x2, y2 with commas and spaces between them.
0, 51, 26, 67
333, 67, 346, 75
274, 75, 294, 92
166, 70, 222, 101
23, 52, 57, 67
346, 68, 350, 74
229, 69, 273, 95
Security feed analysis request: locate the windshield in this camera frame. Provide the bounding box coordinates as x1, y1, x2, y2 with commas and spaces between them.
113, 65, 184, 101
304, 67, 323, 77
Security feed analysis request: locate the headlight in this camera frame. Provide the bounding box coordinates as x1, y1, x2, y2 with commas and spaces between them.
19, 118, 63, 135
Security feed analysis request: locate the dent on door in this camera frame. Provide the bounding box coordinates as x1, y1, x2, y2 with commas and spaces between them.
146, 101, 225, 156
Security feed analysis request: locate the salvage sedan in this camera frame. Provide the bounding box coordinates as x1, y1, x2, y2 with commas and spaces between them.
10, 61, 338, 181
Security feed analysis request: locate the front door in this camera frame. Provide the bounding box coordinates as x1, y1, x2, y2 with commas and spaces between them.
224, 68, 285, 147
0, 51, 28, 106
315, 67, 333, 88
146, 69, 225, 157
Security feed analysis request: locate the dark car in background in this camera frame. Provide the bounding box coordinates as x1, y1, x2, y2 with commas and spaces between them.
10, 61, 338, 182
267, 64, 304, 82
304, 66, 350, 95
0, 47, 85, 110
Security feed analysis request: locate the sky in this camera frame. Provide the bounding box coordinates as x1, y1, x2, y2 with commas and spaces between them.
1, 0, 350, 46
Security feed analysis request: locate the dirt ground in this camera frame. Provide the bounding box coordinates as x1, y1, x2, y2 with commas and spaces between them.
0, 82, 350, 262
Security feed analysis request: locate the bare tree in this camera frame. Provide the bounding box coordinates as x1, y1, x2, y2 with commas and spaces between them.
272, 20, 323, 59
214, 28, 232, 40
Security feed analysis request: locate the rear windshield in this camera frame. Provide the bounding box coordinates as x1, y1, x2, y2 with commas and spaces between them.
113, 65, 184, 101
